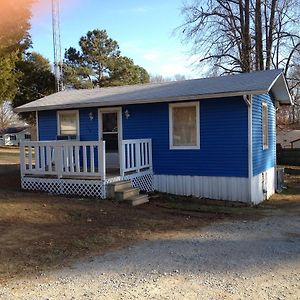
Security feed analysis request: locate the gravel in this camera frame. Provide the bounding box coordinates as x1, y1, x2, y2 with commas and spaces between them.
1, 208, 299, 300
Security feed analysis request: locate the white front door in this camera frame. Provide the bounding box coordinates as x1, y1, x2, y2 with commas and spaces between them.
99, 108, 122, 170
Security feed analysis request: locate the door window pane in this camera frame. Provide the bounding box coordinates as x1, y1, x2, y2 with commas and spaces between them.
102, 112, 118, 152
103, 113, 118, 133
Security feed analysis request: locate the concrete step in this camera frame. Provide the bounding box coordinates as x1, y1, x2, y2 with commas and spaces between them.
127, 194, 149, 206
115, 187, 140, 201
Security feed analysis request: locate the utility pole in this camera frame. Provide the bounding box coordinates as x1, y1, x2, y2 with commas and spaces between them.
52, 0, 63, 92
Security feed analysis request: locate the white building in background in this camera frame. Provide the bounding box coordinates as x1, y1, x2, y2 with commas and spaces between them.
0, 126, 31, 146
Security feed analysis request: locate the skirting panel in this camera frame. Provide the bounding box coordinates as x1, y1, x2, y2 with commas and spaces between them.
123, 171, 154, 192
21, 170, 154, 199
153, 175, 250, 203
251, 167, 275, 204
22, 177, 106, 199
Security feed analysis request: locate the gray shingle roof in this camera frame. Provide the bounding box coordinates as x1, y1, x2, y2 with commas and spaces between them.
14, 69, 292, 112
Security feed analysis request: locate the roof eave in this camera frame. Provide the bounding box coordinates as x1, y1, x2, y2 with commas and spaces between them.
268, 72, 293, 105
14, 89, 268, 113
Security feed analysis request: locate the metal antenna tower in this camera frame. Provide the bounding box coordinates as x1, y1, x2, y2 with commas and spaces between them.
52, 0, 63, 92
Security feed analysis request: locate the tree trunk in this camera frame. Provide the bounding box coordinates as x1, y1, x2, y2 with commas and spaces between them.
255, 0, 264, 70
239, 0, 251, 72
266, 0, 277, 69
244, 0, 251, 72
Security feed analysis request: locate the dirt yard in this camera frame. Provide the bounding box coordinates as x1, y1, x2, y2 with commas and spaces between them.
0, 147, 299, 299
0, 149, 255, 283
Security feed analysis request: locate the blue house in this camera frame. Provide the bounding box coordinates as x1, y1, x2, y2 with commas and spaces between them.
15, 69, 292, 204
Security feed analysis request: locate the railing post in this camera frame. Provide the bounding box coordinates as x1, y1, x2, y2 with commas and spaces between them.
136, 141, 141, 173
149, 139, 153, 170
99, 141, 106, 180
54, 144, 63, 178
120, 141, 125, 177
19, 142, 26, 178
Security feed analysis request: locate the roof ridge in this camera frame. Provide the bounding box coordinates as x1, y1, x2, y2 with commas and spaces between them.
58, 69, 284, 94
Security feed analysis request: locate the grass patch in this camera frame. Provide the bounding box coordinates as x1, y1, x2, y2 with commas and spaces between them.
0, 147, 20, 164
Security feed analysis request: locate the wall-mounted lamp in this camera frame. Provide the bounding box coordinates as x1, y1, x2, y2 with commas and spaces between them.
88, 112, 94, 121
124, 109, 130, 119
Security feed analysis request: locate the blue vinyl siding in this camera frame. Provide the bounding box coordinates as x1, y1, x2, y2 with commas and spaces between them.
38, 110, 57, 141
38, 109, 99, 141
123, 97, 248, 177
79, 108, 98, 141
38, 97, 249, 177
252, 93, 276, 175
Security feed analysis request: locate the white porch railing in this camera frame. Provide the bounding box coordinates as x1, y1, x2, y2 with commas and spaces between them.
121, 139, 152, 176
20, 141, 106, 179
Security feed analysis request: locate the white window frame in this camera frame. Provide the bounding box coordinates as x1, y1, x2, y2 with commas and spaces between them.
262, 102, 268, 150
169, 101, 200, 150
57, 110, 80, 137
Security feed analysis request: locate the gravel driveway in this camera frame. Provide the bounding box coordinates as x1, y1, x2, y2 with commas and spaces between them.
1, 206, 299, 300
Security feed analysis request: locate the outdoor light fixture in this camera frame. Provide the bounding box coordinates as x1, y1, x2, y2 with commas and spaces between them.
88, 112, 94, 120
124, 109, 130, 119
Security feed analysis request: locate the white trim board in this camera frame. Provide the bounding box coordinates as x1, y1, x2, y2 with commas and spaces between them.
36, 111, 39, 141
169, 101, 200, 150
56, 109, 80, 138
98, 107, 123, 169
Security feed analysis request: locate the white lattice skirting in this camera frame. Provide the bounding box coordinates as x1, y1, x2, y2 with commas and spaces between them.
21, 171, 154, 199
123, 171, 154, 192
22, 177, 106, 198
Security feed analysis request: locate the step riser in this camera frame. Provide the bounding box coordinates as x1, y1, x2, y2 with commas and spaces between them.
115, 189, 140, 201
114, 182, 132, 191
106, 180, 149, 206
107, 181, 132, 198
131, 196, 149, 206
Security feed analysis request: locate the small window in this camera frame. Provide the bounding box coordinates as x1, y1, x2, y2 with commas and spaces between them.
9, 135, 16, 141
169, 102, 200, 149
262, 103, 268, 149
57, 110, 79, 136
25, 134, 31, 140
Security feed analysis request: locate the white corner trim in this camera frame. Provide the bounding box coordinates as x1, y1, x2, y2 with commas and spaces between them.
169, 101, 200, 150
36, 111, 39, 141
56, 109, 80, 138
246, 95, 253, 203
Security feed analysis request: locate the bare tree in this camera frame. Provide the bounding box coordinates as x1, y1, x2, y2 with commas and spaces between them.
179, 0, 300, 124
150, 74, 187, 83
174, 74, 187, 81
179, 0, 300, 73
0, 101, 21, 130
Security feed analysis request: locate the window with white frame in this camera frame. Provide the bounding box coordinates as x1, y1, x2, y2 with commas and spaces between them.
169, 102, 200, 149
57, 110, 79, 136
262, 102, 268, 149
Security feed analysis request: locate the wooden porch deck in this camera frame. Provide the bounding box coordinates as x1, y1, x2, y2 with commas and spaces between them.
19, 139, 154, 198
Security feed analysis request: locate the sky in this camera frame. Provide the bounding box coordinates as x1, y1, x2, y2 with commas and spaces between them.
30, 0, 201, 79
